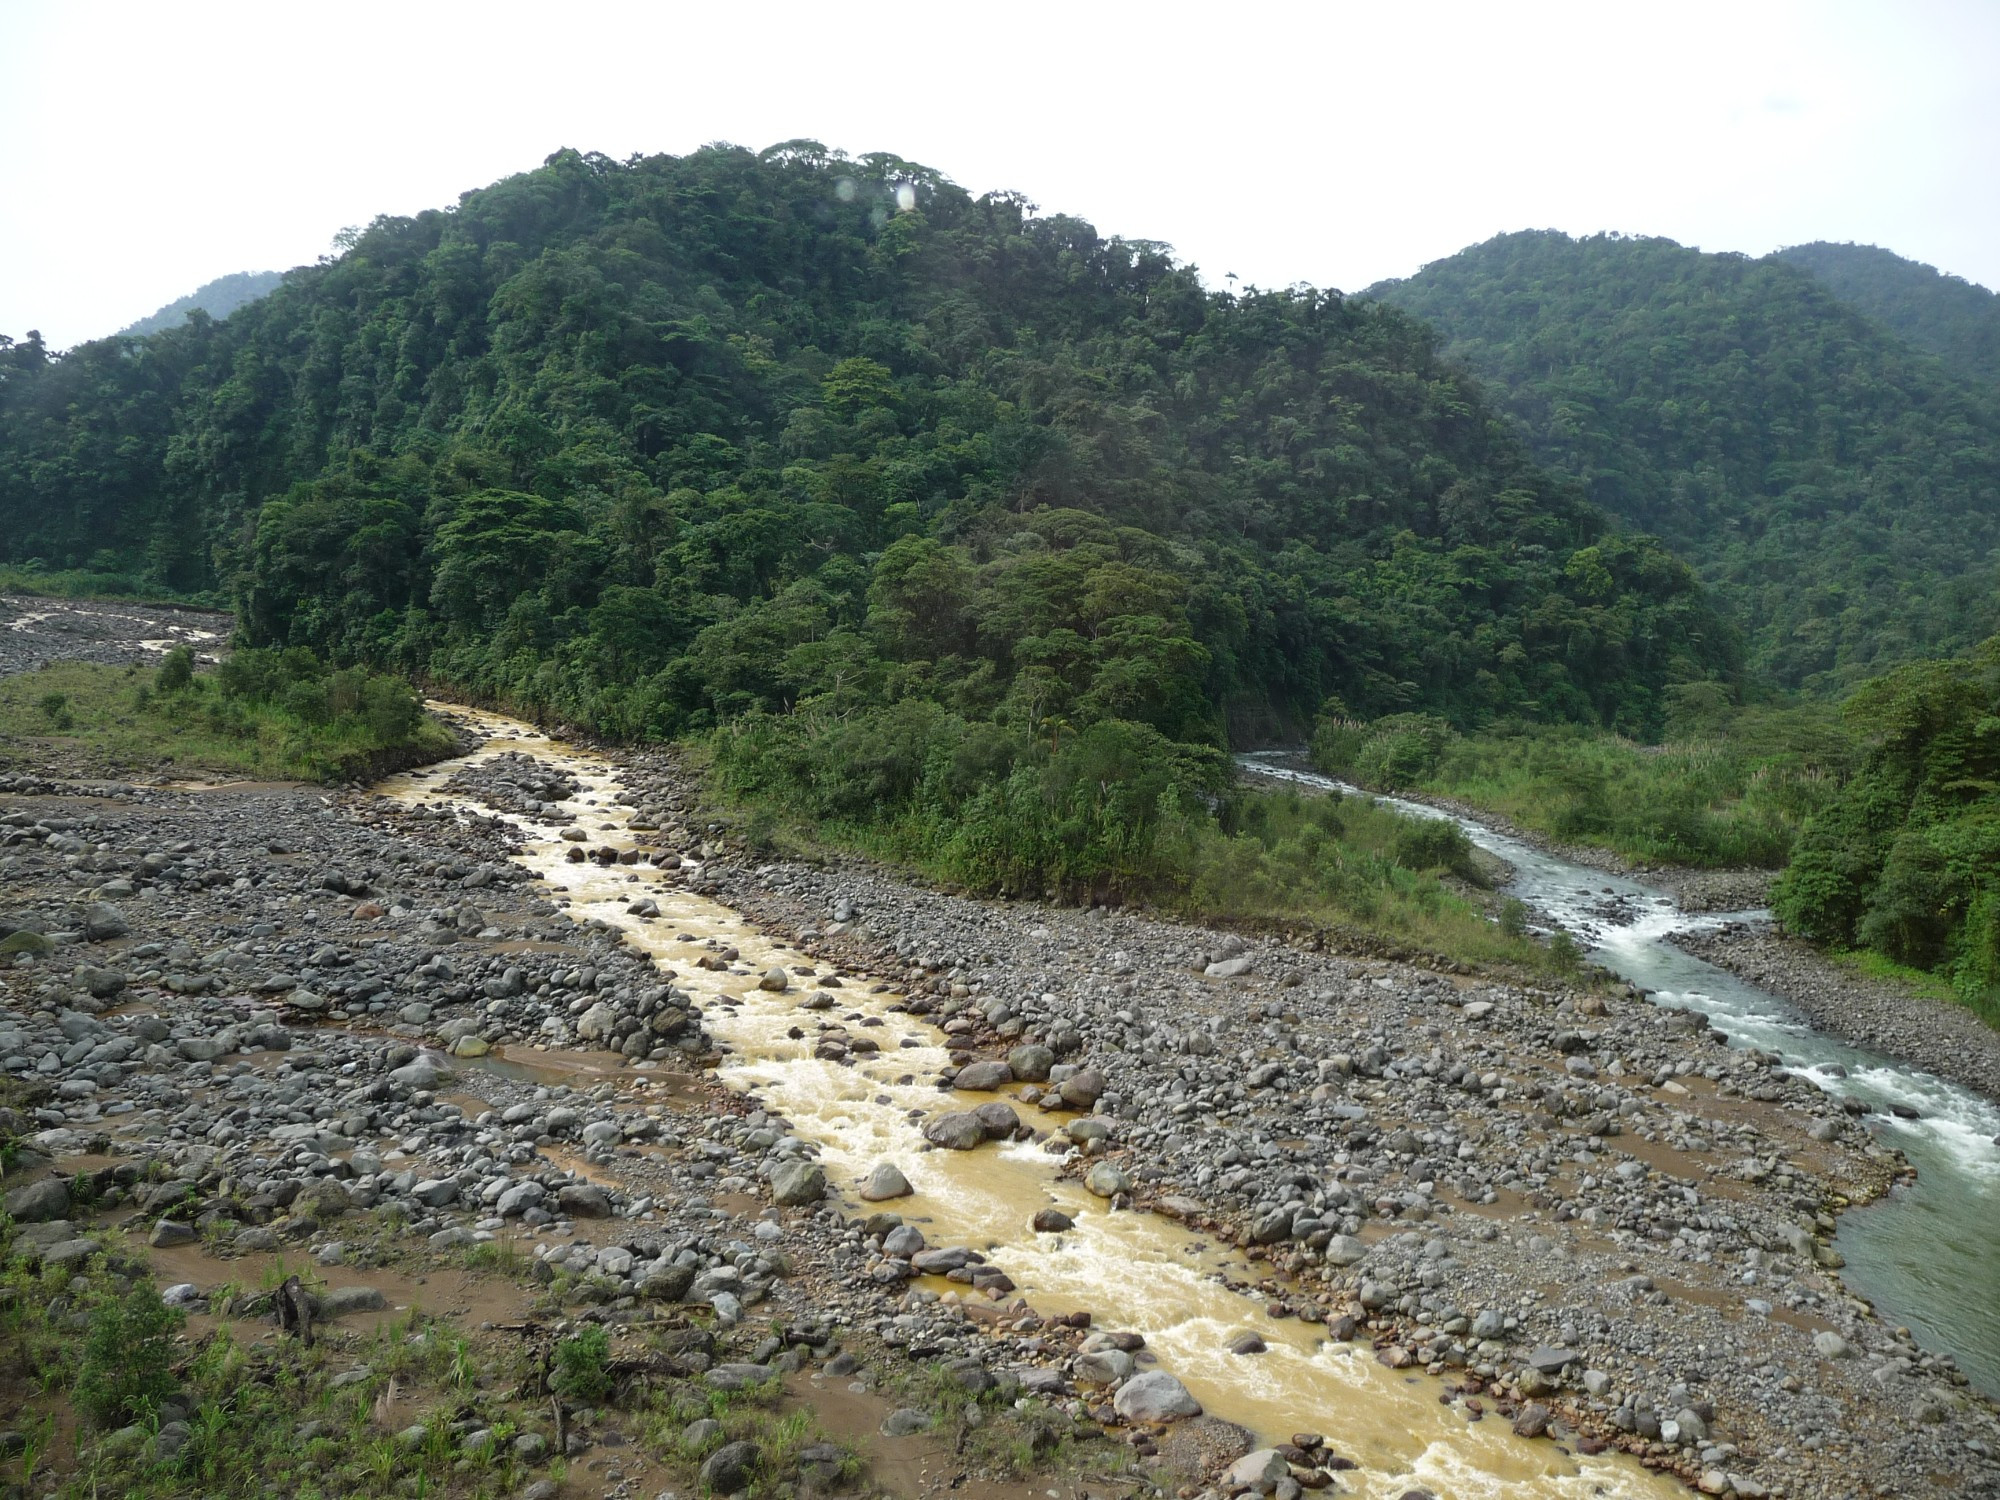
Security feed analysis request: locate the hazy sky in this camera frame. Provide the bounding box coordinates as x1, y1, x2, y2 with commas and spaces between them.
4, 0, 1997, 349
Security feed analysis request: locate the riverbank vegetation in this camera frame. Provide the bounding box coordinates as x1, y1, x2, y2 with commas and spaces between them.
17, 145, 1999, 999
0, 562, 214, 606
1774, 635, 2000, 1019
2, 149, 1727, 752
711, 715, 1563, 973
1309, 694, 1856, 868
0, 647, 453, 783
1312, 634, 2000, 1022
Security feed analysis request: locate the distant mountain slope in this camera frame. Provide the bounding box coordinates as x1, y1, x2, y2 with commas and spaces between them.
118, 270, 283, 337
1778, 241, 2000, 386
1369, 230, 2000, 692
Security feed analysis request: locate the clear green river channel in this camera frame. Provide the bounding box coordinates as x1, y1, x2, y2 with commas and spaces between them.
1241, 754, 2000, 1398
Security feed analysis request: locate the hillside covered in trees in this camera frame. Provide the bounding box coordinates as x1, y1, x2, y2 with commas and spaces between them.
116, 269, 285, 338
1370, 231, 2000, 692
1778, 240, 2000, 387
1774, 632, 2000, 1019
0, 145, 1735, 896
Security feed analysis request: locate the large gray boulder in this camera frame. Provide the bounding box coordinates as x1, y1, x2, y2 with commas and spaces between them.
641, 1262, 696, 1301
859, 1162, 913, 1201
1226, 1449, 1289, 1493
922, 1112, 986, 1150
575, 1002, 618, 1041
973, 1100, 1019, 1138
1006, 1043, 1054, 1081
319, 1286, 388, 1317
77, 902, 129, 941
4, 1179, 70, 1223
953, 1060, 1013, 1091
1323, 1233, 1368, 1266
1112, 1370, 1201, 1422
388, 1061, 442, 1090
699, 1439, 759, 1492
1085, 1162, 1131, 1198
1058, 1068, 1107, 1109
556, 1183, 612, 1218
770, 1159, 826, 1207
1075, 1348, 1135, 1384
496, 1180, 546, 1218
77, 967, 126, 999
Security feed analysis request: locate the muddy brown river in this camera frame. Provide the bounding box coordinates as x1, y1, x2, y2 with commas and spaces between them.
378, 707, 1680, 1500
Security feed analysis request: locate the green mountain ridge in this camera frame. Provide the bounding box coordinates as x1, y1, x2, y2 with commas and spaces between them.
116, 269, 285, 339
1777, 240, 2000, 387
0, 145, 1726, 754
1369, 230, 2000, 693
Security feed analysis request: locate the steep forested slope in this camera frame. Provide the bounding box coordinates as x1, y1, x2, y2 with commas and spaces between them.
117, 270, 285, 338
1778, 241, 2000, 387
0, 147, 1726, 735
0, 147, 1733, 894
1776, 632, 2000, 1016
1370, 231, 2000, 692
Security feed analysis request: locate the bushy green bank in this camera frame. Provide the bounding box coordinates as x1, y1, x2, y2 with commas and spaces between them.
0, 563, 218, 607
1314, 641, 2000, 1023
712, 707, 1560, 973
1774, 637, 2000, 1018
0, 647, 454, 782
1310, 697, 1855, 869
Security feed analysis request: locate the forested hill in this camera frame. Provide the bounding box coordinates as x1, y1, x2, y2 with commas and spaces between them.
117, 269, 285, 338
1369, 231, 2000, 693
0, 145, 1728, 760
1777, 241, 2000, 386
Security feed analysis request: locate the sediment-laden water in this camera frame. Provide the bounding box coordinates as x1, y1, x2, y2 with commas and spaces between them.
379, 711, 1682, 1500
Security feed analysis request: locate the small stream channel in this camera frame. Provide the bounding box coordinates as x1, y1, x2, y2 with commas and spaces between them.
374, 710, 1683, 1500
1239, 753, 2000, 1399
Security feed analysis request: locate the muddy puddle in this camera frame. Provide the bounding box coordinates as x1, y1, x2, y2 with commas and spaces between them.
373, 708, 1682, 1500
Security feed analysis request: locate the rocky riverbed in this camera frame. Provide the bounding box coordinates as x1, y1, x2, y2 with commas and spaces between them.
0, 594, 230, 675
3, 616, 1998, 1498
650, 795, 1996, 1496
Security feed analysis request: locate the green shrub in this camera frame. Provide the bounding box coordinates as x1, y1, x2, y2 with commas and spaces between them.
1313, 713, 1455, 790
553, 1324, 612, 1402
1391, 818, 1472, 874
1547, 930, 1584, 970
155, 646, 195, 694
74, 1280, 184, 1428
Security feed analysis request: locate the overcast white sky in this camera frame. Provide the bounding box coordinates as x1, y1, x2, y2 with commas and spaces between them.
4, 0, 1997, 349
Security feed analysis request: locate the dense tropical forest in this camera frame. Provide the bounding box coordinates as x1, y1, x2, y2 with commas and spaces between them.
1778, 240, 2000, 387
0, 144, 1734, 904
1773, 633, 2000, 1020
1370, 231, 2000, 692
116, 269, 284, 339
